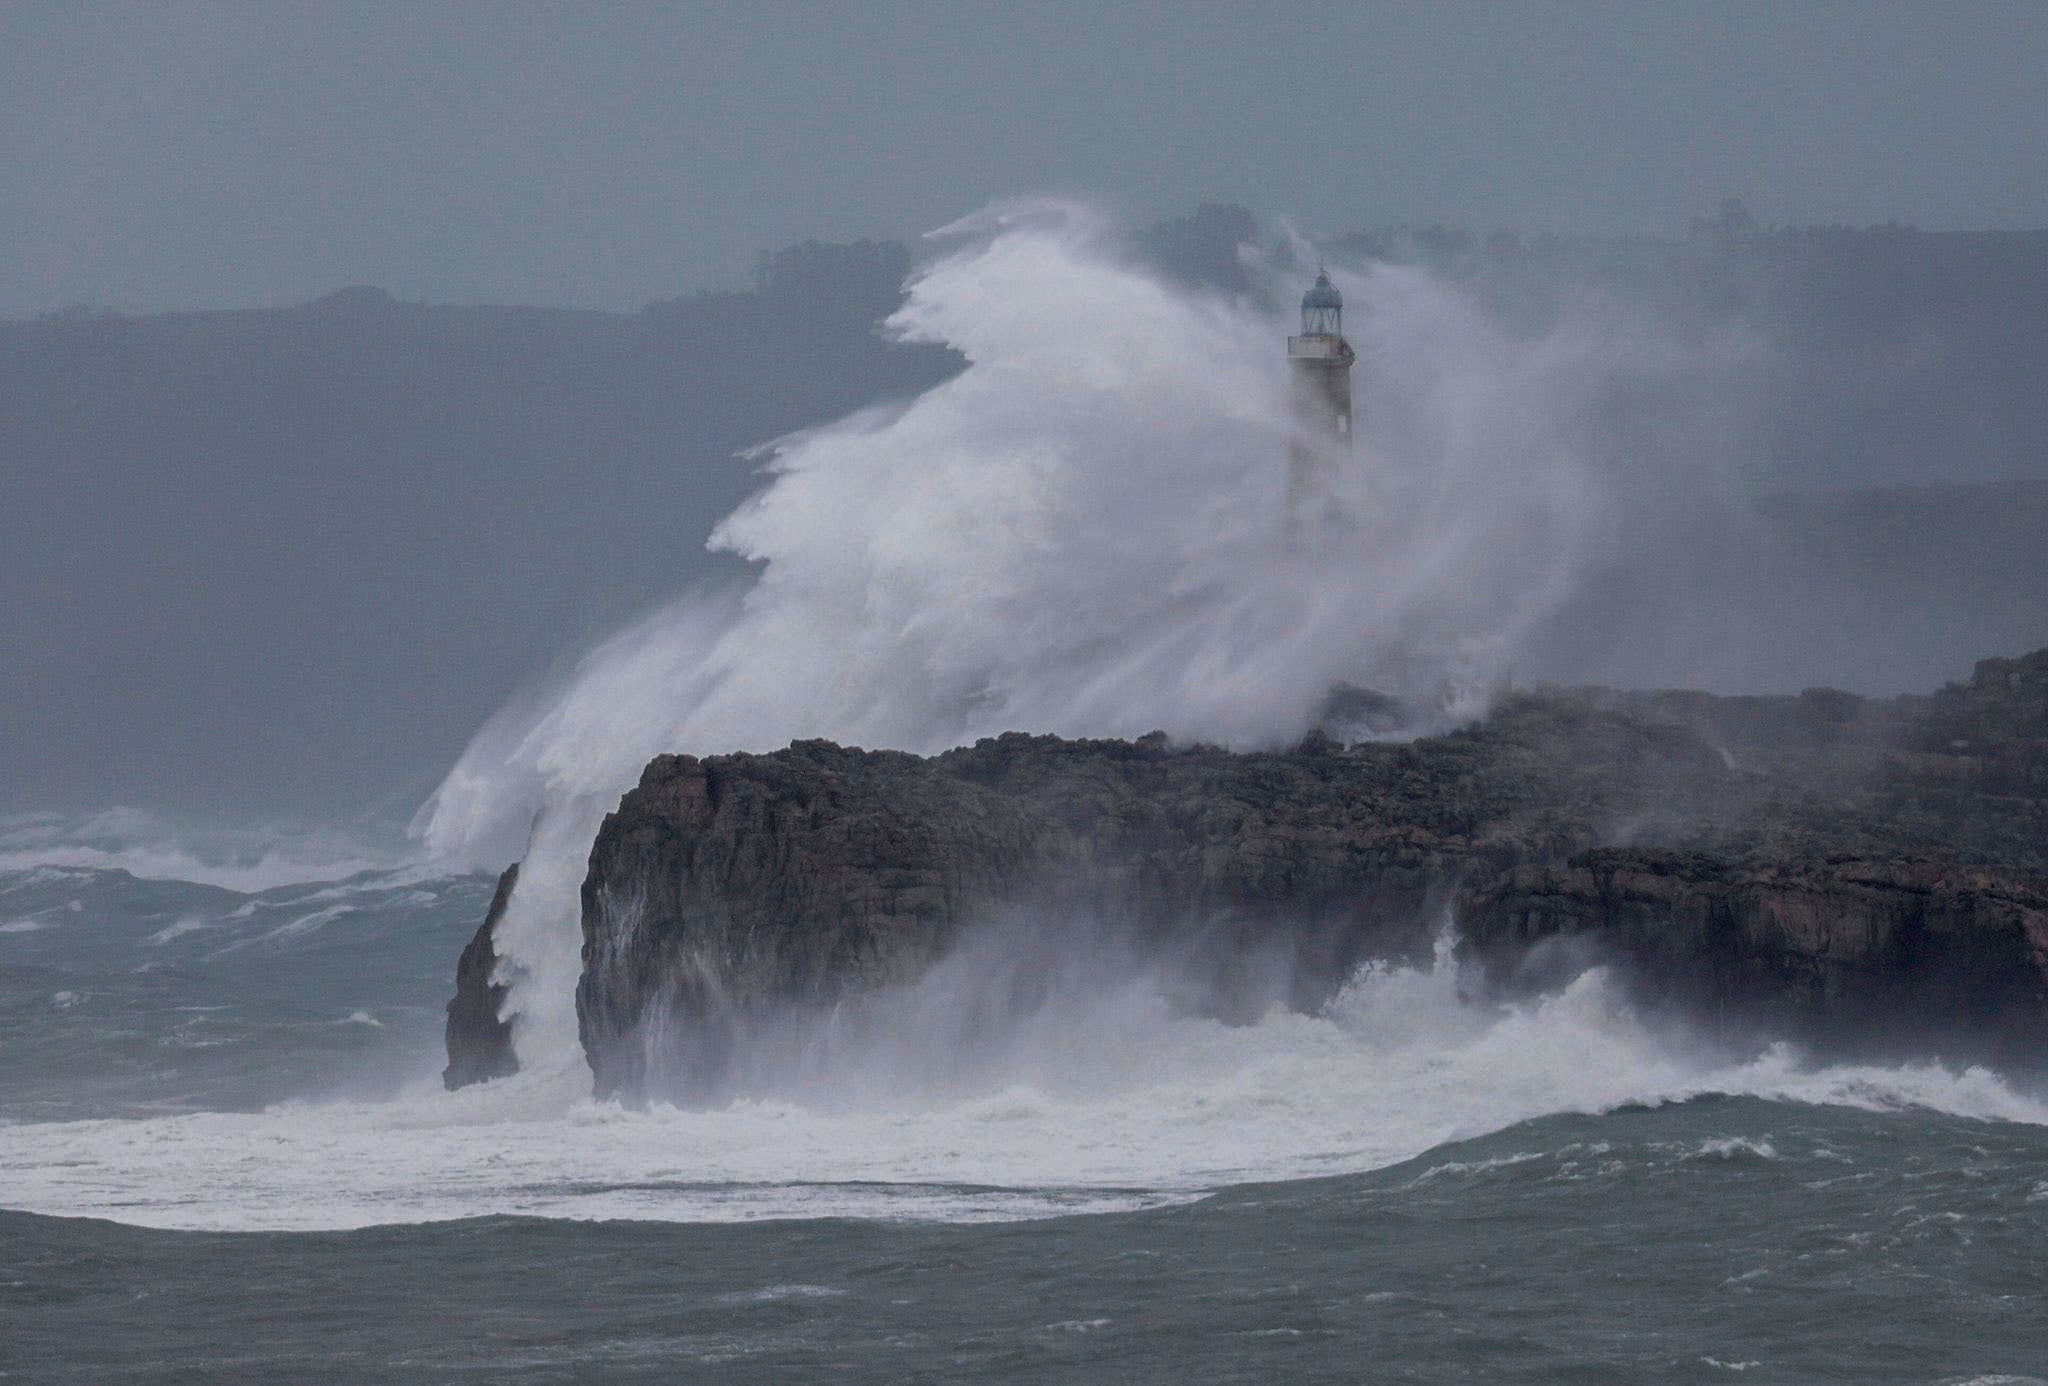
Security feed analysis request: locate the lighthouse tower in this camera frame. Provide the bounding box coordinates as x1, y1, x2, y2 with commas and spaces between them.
1286, 267, 1356, 517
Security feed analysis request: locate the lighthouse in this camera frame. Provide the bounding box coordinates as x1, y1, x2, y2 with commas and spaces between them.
1286, 267, 1355, 519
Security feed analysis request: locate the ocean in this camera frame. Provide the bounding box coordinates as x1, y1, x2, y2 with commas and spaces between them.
2, 824, 2044, 1383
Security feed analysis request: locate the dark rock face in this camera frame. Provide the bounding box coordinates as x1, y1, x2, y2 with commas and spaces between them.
1461, 851, 2047, 1056
1442, 649, 2048, 1058
571, 652, 2048, 1098
574, 732, 1476, 1099
449, 649, 2048, 1098
443, 864, 520, 1090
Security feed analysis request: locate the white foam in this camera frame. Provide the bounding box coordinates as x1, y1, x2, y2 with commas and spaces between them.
0, 864, 87, 893
416, 199, 1732, 1070
146, 918, 210, 946
1686, 1136, 1780, 1161
0, 809, 414, 894
260, 904, 356, 942
8, 205, 1983, 1236
715, 1285, 847, 1305
3, 951, 2040, 1233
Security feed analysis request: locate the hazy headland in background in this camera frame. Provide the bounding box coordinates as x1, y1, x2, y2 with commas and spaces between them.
5, 207, 2046, 820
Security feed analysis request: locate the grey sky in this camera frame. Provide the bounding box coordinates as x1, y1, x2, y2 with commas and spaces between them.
6, 0, 2047, 314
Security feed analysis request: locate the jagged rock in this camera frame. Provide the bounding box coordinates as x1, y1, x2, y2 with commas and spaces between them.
449, 649, 2048, 1098
443, 863, 520, 1090
573, 731, 1487, 1099
1459, 849, 2048, 1053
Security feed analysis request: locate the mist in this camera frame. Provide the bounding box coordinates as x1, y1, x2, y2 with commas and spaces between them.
0, 243, 956, 819
416, 198, 2012, 1069
11, 17, 2048, 1377
6, 202, 2047, 843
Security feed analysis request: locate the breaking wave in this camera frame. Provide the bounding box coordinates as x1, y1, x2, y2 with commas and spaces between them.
6, 204, 2043, 1261
0, 809, 415, 894
3, 927, 2041, 1232
416, 199, 1727, 1068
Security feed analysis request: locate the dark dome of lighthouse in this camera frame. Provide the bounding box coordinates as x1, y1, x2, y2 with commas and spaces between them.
1302, 269, 1342, 311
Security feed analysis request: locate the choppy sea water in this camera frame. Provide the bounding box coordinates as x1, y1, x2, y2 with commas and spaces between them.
3, 828, 2046, 1383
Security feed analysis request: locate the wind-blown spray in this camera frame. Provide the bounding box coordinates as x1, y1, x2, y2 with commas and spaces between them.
419, 200, 1677, 1068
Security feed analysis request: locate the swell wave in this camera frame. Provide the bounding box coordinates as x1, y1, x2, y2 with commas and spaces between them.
0, 809, 418, 894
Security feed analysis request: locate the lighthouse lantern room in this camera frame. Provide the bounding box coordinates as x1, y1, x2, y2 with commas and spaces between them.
1286, 267, 1357, 516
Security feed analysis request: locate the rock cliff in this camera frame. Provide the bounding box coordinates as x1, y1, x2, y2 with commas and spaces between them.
446, 650, 2048, 1096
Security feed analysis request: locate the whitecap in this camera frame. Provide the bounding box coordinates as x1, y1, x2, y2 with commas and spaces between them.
2, 944, 2041, 1234
1685, 1136, 1779, 1161
714, 1284, 847, 1305
147, 918, 210, 946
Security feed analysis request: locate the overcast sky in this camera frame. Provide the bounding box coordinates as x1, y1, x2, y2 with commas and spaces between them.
7, 0, 2047, 315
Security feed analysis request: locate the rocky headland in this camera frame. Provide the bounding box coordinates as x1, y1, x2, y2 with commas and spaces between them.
447, 650, 2048, 1097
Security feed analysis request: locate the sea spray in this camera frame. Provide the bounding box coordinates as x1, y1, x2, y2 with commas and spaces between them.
4, 926, 2043, 1232
418, 199, 1725, 1068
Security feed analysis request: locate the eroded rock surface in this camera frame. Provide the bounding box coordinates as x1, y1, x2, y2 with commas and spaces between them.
448, 650, 2048, 1096
443, 863, 520, 1089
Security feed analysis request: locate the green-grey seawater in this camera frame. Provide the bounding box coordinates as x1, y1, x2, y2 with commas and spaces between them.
7, 1100, 2047, 1384
3, 849, 2044, 1383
